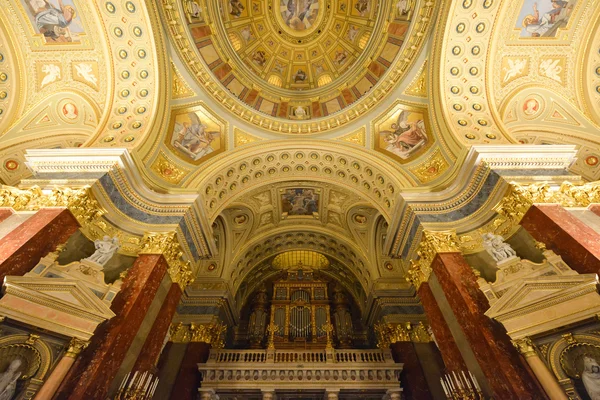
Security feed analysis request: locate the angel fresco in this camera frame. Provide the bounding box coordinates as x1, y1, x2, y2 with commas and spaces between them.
516, 0, 575, 37
22, 0, 84, 43
172, 112, 221, 162
280, 0, 319, 32
379, 110, 428, 160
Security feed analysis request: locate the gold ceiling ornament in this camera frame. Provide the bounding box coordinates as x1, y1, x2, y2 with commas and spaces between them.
406, 230, 460, 289
169, 321, 227, 348
171, 63, 195, 99
511, 337, 536, 357
233, 129, 263, 147
140, 232, 195, 289
409, 148, 449, 184
404, 61, 428, 98
151, 152, 189, 185
374, 321, 431, 348
335, 128, 366, 147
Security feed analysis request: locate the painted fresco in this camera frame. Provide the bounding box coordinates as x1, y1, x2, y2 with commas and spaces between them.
21, 0, 85, 43
279, 0, 321, 32
170, 109, 223, 163
516, 0, 576, 37
281, 189, 319, 216
375, 109, 428, 161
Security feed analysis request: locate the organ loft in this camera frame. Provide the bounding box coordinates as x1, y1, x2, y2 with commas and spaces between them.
1, 0, 600, 399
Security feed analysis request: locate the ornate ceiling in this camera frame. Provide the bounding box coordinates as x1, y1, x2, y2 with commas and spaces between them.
0, 0, 599, 303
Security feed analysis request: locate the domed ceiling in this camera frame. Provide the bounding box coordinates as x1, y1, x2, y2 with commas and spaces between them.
168, 0, 431, 132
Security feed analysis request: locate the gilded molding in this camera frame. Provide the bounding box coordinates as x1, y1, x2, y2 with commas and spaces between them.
512, 337, 536, 357
140, 232, 194, 290
66, 338, 89, 358
374, 322, 432, 348
169, 321, 226, 348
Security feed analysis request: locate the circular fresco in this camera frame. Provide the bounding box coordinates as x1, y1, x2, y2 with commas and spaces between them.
174, 0, 431, 127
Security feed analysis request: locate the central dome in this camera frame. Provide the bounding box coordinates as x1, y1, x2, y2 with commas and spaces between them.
221, 0, 378, 91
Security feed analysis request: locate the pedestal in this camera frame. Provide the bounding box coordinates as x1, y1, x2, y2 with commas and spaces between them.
521, 204, 600, 274
0, 208, 79, 282
417, 283, 467, 372
54, 254, 169, 400
133, 283, 182, 372
431, 252, 545, 399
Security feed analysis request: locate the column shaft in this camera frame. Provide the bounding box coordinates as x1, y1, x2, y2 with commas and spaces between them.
417, 282, 467, 372
390, 342, 432, 400
0, 208, 79, 282
522, 353, 567, 400
169, 342, 211, 400
55, 254, 169, 400
589, 204, 600, 218
521, 204, 600, 274
34, 355, 75, 400
431, 252, 545, 399
133, 283, 182, 372
0, 208, 14, 223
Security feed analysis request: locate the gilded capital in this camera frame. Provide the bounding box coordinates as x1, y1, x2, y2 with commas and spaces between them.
66, 338, 89, 358
140, 232, 195, 290
512, 337, 536, 357
407, 230, 459, 289
170, 321, 227, 348
374, 322, 432, 348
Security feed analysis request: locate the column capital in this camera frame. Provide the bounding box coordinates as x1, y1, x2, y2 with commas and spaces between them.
169, 321, 226, 348
407, 230, 460, 289
375, 321, 432, 348
140, 231, 195, 290
65, 338, 89, 358
512, 338, 537, 357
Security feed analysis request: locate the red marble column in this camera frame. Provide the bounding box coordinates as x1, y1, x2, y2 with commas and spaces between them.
590, 204, 600, 218
0, 208, 14, 223
54, 254, 169, 400
521, 204, 600, 274
169, 342, 211, 400
431, 252, 546, 399
0, 208, 79, 283
133, 283, 183, 372
390, 342, 432, 400
417, 283, 467, 372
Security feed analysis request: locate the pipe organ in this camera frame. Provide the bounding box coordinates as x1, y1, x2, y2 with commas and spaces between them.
269, 268, 332, 348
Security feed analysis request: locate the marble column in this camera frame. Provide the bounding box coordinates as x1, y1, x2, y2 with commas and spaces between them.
0, 208, 79, 282
417, 283, 467, 372
520, 204, 600, 274
54, 254, 169, 400
0, 208, 14, 223
431, 252, 545, 399
513, 339, 568, 400
34, 338, 88, 400
590, 204, 600, 218
169, 342, 211, 400
133, 283, 183, 372
390, 342, 432, 400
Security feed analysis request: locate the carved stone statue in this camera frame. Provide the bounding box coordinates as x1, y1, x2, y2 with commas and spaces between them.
582, 356, 600, 400
85, 236, 120, 266
0, 359, 22, 400
482, 233, 517, 263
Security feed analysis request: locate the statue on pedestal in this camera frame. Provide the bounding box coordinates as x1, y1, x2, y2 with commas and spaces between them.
0, 359, 22, 400
84, 236, 120, 266
582, 356, 600, 400
482, 233, 517, 263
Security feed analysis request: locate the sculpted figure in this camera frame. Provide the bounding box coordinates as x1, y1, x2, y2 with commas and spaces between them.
85, 236, 120, 266
0, 359, 22, 400
582, 356, 600, 400
482, 233, 517, 262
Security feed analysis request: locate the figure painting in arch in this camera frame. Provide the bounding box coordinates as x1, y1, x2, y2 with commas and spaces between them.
281, 188, 319, 216
293, 69, 307, 83
229, 0, 245, 17
21, 0, 84, 43
279, 0, 320, 32
171, 111, 222, 162
0, 359, 23, 400
516, 0, 576, 37
377, 109, 428, 160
